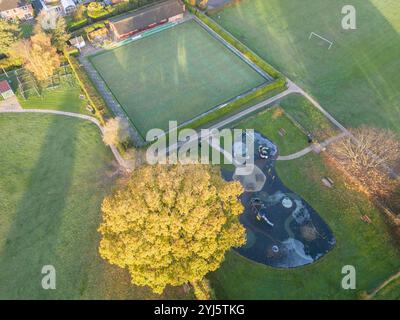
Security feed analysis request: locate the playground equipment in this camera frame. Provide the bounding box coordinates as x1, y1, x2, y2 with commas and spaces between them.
258, 145, 270, 159
250, 198, 274, 227
282, 196, 293, 208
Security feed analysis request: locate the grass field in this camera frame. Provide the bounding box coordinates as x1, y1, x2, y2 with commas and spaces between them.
212, 0, 400, 135
229, 92, 339, 156
18, 82, 88, 114
278, 94, 340, 141
375, 277, 400, 299
208, 106, 400, 299
0, 114, 190, 299
232, 106, 309, 156
89, 19, 266, 136
0, 71, 89, 114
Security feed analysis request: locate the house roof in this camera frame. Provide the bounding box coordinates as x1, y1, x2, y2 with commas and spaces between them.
110, 0, 184, 37
0, 80, 12, 93
61, 0, 75, 9
69, 36, 85, 45
0, 0, 29, 11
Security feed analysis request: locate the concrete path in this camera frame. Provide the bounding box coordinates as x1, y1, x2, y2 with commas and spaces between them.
366, 270, 400, 299
277, 132, 348, 161
287, 78, 398, 177
0, 96, 22, 111
287, 79, 348, 134
211, 80, 300, 131
277, 146, 314, 161
163, 84, 296, 156
0, 108, 130, 170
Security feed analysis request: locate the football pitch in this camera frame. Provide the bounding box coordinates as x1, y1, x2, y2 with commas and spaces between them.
89, 19, 267, 136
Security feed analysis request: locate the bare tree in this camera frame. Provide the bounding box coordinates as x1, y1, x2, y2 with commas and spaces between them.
329, 126, 400, 212
331, 126, 400, 172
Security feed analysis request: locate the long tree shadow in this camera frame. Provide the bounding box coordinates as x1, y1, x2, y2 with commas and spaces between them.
215, 0, 400, 133
0, 115, 79, 299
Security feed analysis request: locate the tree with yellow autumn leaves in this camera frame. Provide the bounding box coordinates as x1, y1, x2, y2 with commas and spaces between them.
98, 164, 246, 296
11, 32, 60, 81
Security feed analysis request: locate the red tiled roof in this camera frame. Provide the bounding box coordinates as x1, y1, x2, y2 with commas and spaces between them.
0, 80, 12, 93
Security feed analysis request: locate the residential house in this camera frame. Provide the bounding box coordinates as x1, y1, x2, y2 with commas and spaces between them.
0, 0, 34, 21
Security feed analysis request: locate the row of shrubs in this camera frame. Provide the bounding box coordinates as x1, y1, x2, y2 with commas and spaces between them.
0, 56, 22, 71
192, 8, 282, 79
64, 50, 110, 124
183, 78, 286, 131
84, 21, 109, 36
68, 18, 89, 31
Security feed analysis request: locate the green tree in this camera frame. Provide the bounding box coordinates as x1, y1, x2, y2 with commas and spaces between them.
52, 16, 70, 50
72, 4, 87, 22
196, 0, 208, 9
0, 20, 20, 56
98, 164, 246, 294
87, 2, 108, 18
35, 11, 70, 50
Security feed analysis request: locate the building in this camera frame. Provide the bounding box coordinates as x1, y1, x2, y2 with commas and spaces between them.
109, 0, 185, 41
0, 0, 34, 21
0, 80, 14, 100
69, 35, 86, 50
61, 0, 76, 15
36, 0, 77, 16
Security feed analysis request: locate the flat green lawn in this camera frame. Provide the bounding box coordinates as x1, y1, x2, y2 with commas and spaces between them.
89, 20, 266, 136
374, 277, 400, 300
210, 153, 400, 299
20, 22, 34, 38
279, 94, 340, 141
18, 82, 89, 114
230, 92, 340, 156
233, 106, 309, 156
0, 114, 190, 299
213, 0, 400, 135
0, 72, 89, 114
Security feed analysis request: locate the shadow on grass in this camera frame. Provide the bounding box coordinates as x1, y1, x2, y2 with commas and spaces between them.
215, 0, 400, 133
0, 116, 79, 299
0, 114, 191, 299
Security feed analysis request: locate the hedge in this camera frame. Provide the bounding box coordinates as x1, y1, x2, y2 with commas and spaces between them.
84, 21, 108, 35
64, 52, 111, 124
0, 56, 23, 70
181, 77, 286, 131
68, 18, 89, 32
65, 46, 79, 57
172, 4, 287, 130
88, 8, 115, 21
193, 9, 282, 79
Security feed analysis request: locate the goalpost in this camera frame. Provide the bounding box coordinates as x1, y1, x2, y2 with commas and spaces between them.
309, 32, 334, 50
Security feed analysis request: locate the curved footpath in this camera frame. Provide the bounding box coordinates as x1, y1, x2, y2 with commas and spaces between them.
0, 108, 130, 170
277, 132, 349, 161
